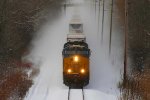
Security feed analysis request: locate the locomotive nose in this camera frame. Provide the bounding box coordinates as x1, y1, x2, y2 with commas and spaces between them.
73, 74, 80, 82
73, 73, 79, 77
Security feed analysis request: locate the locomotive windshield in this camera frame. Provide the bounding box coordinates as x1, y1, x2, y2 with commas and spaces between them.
63, 41, 90, 57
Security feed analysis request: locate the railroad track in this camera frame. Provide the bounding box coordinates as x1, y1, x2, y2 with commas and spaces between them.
68, 87, 85, 100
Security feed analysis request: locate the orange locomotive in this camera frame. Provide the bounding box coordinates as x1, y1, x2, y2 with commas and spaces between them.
62, 19, 91, 88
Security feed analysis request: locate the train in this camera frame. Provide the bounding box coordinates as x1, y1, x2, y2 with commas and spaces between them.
62, 17, 91, 88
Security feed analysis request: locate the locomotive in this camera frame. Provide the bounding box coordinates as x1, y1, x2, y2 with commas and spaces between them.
62, 18, 91, 88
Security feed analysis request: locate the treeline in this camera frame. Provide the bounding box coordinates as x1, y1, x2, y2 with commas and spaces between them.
0, 0, 63, 61
0, 0, 64, 99
122, 0, 150, 99
127, 0, 150, 70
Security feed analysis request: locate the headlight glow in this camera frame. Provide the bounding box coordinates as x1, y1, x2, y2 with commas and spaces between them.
67, 69, 72, 73
74, 56, 79, 62
80, 69, 85, 74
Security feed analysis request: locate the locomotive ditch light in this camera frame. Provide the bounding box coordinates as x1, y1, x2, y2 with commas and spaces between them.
73, 55, 79, 62
67, 69, 72, 73
80, 69, 85, 74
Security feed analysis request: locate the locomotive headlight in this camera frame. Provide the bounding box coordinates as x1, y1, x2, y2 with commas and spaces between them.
67, 69, 72, 73
80, 69, 85, 74
74, 56, 79, 62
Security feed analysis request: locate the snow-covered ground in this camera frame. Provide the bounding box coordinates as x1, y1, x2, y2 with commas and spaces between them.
24, 0, 124, 100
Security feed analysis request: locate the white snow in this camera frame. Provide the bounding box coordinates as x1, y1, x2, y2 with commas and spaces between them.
26, 89, 118, 100
24, 0, 124, 100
